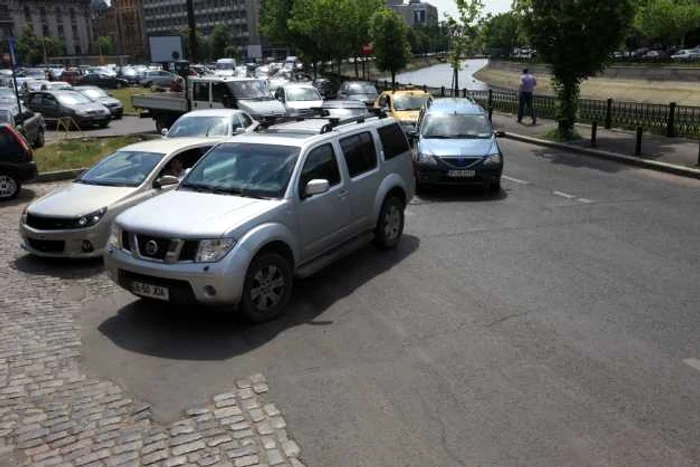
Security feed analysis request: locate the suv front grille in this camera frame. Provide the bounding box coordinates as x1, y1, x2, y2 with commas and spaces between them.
439, 157, 481, 169
179, 240, 198, 261
136, 234, 170, 260
121, 230, 131, 251
26, 214, 79, 230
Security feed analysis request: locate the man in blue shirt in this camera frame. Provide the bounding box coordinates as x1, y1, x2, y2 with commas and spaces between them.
517, 68, 537, 125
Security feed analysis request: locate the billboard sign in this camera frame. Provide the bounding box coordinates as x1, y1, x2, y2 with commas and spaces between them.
149, 35, 184, 63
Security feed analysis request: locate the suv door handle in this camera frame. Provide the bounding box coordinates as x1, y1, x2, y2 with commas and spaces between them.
337, 189, 349, 199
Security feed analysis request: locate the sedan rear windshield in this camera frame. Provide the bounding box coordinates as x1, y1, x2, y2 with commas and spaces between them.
347, 83, 377, 95
421, 113, 492, 139
167, 116, 229, 137
180, 143, 299, 198
77, 150, 164, 187
393, 94, 430, 111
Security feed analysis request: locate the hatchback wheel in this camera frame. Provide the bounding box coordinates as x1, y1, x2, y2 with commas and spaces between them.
0, 174, 20, 200
373, 196, 404, 250
241, 252, 293, 323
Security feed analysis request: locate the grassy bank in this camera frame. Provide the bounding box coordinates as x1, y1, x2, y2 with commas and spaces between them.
111, 87, 153, 114
474, 67, 700, 106
35, 135, 144, 173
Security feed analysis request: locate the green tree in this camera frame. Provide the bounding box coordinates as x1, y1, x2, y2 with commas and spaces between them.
370, 8, 411, 88
635, 0, 700, 47
15, 25, 43, 65
518, 0, 635, 136
345, 0, 383, 76
445, 0, 483, 93
210, 24, 232, 59
260, 0, 295, 46
93, 35, 113, 55
43, 36, 66, 57
180, 28, 210, 61
479, 12, 521, 58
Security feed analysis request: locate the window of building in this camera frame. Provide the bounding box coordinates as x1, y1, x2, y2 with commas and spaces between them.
70, 8, 76, 21
58, 25, 64, 37
24, 6, 31, 19
339, 132, 378, 178
39, 7, 46, 18
42, 24, 49, 36
72, 25, 78, 37
56, 7, 63, 22
75, 45, 82, 55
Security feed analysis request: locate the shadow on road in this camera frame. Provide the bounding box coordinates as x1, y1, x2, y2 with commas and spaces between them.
532, 147, 626, 174
1, 187, 39, 208
97, 235, 420, 361
12, 255, 104, 280
413, 185, 508, 204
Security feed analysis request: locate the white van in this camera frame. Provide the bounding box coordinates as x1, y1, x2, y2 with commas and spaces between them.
215, 58, 237, 76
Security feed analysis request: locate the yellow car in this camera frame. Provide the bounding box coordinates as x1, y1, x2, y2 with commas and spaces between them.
374, 89, 432, 132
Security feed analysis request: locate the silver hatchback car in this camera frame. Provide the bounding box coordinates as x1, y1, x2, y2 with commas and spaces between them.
104, 115, 415, 322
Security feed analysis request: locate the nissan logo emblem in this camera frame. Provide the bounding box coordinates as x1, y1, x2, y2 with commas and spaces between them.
144, 240, 158, 256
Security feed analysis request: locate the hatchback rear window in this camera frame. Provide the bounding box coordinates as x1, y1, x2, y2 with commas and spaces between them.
377, 123, 409, 160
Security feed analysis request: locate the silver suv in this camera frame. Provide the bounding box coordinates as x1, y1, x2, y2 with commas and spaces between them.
104, 115, 415, 322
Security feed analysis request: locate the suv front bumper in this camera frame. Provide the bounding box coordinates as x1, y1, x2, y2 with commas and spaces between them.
103, 245, 252, 306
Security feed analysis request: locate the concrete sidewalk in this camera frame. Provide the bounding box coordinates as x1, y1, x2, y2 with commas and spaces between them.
491, 111, 700, 169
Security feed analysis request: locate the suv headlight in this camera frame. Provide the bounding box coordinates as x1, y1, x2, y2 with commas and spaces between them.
77, 207, 107, 228
109, 224, 121, 248
196, 238, 236, 263
483, 153, 502, 166
416, 152, 438, 166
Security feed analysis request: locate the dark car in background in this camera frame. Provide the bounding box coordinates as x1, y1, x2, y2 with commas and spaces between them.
73, 86, 124, 119
118, 66, 141, 84
0, 124, 37, 200
78, 73, 129, 89
312, 76, 342, 99
26, 90, 111, 129
337, 81, 379, 107
0, 105, 45, 148
59, 70, 83, 85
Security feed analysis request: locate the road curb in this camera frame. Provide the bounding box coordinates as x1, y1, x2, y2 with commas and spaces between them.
502, 132, 700, 180
34, 168, 85, 183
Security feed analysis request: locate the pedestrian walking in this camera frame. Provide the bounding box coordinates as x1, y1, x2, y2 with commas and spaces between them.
517, 68, 537, 125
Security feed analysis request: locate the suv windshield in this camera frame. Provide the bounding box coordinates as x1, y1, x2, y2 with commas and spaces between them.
167, 116, 229, 137
286, 87, 321, 102
181, 142, 299, 198
421, 113, 492, 139
55, 92, 92, 106
76, 150, 164, 186
228, 81, 272, 100
393, 94, 430, 111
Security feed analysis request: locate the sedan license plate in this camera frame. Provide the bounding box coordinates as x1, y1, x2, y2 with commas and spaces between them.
448, 170, 475, 178
131, 281, 169, 301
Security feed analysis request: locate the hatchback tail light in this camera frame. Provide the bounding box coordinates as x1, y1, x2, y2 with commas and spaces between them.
4, 125, 33, 161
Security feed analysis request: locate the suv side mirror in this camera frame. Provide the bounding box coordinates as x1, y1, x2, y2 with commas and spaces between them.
304, 179, 329, 197
161, 128, 168, 136
154, 175, 179, 188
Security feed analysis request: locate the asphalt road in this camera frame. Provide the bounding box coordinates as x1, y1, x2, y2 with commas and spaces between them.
45, 115, 154, 142
78, 139, 700, 467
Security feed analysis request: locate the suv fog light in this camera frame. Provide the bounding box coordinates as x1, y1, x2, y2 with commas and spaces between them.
82, 240, 94, 252
204, 285, 217, 297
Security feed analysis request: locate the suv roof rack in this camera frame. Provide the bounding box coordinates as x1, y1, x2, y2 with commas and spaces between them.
319, 110, 387, 133
255, 108, 388, 133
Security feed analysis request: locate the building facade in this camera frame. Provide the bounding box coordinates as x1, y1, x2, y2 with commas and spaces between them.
142, 0, 261, 56
387, 0, 439, 28
0, 0, 92, 55
91, 0, 147, 61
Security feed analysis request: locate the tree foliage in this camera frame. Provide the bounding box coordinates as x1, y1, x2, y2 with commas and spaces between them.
370, 8, 411, 88
15, 25, 43, 65
210, 24, 232, 59
93, 36, 113, 55
260, 0, 295, 45
445, 0, 483, 91
180, 28, 210, 61
517, 0, 635, 134
634, 0, 700, 47
479, 12, 522, 57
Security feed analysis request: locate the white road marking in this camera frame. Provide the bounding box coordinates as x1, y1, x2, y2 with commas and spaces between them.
577, 198, 593, 204
683, 358, 700, 372
503, 175, 530, 185
552, 191, 577, 199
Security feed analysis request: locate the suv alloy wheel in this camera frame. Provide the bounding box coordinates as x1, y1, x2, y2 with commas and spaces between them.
373, 196, 405, 250
241, 252, 293, 323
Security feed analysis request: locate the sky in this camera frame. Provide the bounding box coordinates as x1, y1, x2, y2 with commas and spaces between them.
430, 0, 512, 17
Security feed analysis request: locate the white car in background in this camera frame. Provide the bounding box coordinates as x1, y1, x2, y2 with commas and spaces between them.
671, 48, 700, 61
163, 109, 259, 137
273, 83, 323, 115
20, 138, 222, 258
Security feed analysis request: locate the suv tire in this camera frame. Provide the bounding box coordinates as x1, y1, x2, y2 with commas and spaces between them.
373, 196, 404, 250
241, 252, 293, 323
0, 174, 20, 200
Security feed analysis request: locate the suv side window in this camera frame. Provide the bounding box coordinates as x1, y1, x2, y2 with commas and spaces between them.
299, 144, 341, 197
29, 94, 43, 106
194, 82, 209, 101
377, 123, 409, 160
339, 131, 377, 178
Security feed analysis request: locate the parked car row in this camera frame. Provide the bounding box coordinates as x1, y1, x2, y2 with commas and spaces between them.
12, 96, 505, 322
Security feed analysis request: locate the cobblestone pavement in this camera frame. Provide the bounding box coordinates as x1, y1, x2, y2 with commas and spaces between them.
0, 184, 304, 467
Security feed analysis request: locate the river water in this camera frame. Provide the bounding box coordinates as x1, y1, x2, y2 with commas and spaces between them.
391, 58, 490, 91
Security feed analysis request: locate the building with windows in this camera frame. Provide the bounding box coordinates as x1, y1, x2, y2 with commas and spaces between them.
91, 0, 147, 61
142, 0, 261, 58
387, 0, 438, 28
0, 0, 92, 56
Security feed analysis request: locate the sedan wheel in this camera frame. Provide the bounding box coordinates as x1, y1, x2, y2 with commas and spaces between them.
241, 252, 293, 323
0, 174, 20, 200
